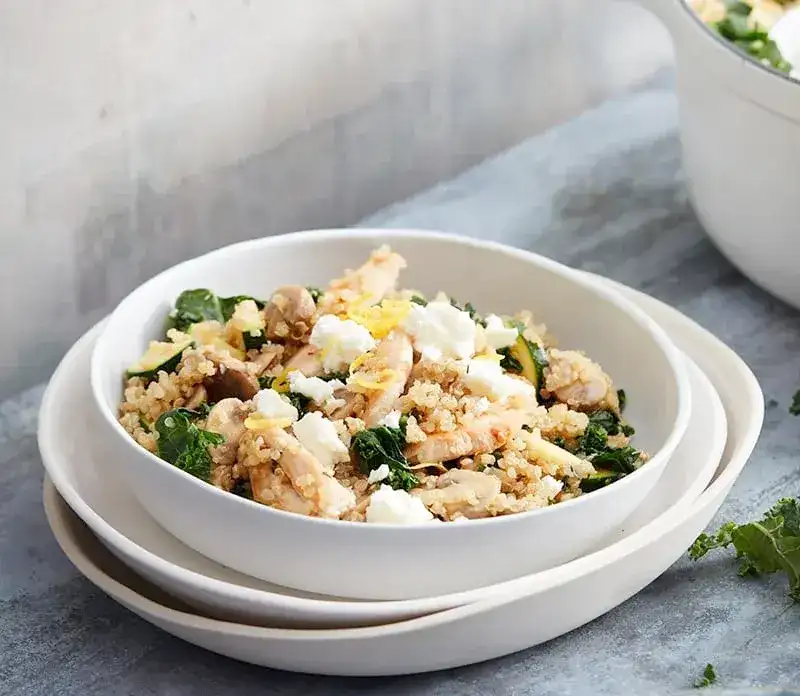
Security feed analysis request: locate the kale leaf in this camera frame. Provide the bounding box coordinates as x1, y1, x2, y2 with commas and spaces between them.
351, 424, 419, 491
410, 295, 428, 306
688, 498, 800, 602
306, 287, 324, 304
319, 370, 349, 383
172, 289, 224, 331
694, 663, 717, 689
790, 389, 800, 416
710, 1, 792, 73
171, 289, 265, 333
591, 445, 641, 474
155, 408, 224, 481
498, 346, 523, 373
617, 388, 627, 412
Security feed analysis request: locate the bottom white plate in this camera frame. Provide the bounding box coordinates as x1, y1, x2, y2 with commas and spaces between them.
41, 276, 763, 675
37, 323, 723, 628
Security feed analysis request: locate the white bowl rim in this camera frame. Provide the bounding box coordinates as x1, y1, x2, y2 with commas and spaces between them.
89, 228, 692, 530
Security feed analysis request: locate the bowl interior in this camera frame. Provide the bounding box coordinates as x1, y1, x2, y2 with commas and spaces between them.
93, 230, 682, 461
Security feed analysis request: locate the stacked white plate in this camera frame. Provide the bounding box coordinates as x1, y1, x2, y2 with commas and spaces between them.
38, 262, 763, 676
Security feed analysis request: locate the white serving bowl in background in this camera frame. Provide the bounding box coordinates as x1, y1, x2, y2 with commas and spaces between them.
90, 229, 690, 600
637, 0, 800, 309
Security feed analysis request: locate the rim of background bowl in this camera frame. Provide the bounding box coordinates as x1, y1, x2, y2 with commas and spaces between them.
89, 228, 692, 531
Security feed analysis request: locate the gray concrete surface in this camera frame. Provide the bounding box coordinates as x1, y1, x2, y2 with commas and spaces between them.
4, 76, 800, 695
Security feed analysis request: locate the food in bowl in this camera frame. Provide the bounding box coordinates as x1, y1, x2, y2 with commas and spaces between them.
118, 246, 646, 524
689, 0, 800, 76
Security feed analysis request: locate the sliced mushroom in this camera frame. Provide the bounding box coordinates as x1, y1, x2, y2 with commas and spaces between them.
263, 285, 316, 341
416, 469, 502, 520
205, 398, 248, 467
204, 361, 259, 403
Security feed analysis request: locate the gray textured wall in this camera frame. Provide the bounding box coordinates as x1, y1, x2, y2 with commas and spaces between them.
0, 0, 672, 399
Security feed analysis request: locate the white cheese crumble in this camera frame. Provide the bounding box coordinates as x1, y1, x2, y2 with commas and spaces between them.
309, 315, 376, 372
365, 485, 434, 524
540, 474, 564, 501
462, 358, 537, 402
378, 410, 402, 429
367, 463, 391, 484
402, 301, 477, 361
319, 477, 357, 518
482, 314, 518, 350
287, 371, 345, 405
253, 388, 299, 422
292, 412, 350, 473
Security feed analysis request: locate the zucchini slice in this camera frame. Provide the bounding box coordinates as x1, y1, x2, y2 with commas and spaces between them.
579, 468, 622, 493
127, 338, 193, 381
509, 335, 549, 392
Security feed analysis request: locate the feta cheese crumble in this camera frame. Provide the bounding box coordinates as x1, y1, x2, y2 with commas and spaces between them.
309, 315, 376, 372
367, 463, 391, 484
253, 388, 299, 422
540, 474, 564, 501
462, 358, 537, 402
482, 314, 518, 350
365, 485, 434, 524
402, 301, 477, 361
292, 412, 349, 473
288, 371, 345, 405
378, 410, 402, 429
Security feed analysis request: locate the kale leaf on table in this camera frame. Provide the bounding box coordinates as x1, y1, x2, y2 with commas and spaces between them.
694, 663, 717, 689
689, 498, 800, 602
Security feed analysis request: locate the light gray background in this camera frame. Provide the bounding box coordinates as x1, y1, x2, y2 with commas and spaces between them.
2, 75, 800, 695
0, 0, 672, 400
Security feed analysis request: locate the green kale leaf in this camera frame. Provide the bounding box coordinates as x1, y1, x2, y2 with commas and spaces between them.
694, 663, 717, 688
351, 424, 419, 492
155, 408, 224, 482
306, 287, 324, 304
790, 389, 800, 416
688, 498, 800, 602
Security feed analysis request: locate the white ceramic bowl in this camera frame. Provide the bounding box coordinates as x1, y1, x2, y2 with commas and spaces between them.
637, 0, 800, 309
90, 229, 690, 600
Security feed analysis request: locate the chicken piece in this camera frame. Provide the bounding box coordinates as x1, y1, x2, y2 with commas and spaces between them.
416, 469, 502, 520
319, 246, 406, 313
263, 285, 316, 341
249, 464, 317, 516
405, 408, 530, 464
284, 344, 323, 377
543, 349, 618, 412
353, 331, 413, 428
249, 344, 283, 375
258, 427, 355, 519
204, 354, 260, 402
205, 398, 248, 467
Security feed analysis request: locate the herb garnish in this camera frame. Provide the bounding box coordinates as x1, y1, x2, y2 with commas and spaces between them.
709, 1, 792, 74
689, 497, 800, 602
694, 663, 717, 689
351, 423, 419, 491
155, 408, 224, 482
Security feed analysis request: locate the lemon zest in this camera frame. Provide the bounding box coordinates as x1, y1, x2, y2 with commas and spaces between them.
269, 371, 291, 393
350, 369, 398, 391
244, 414, 293, 430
